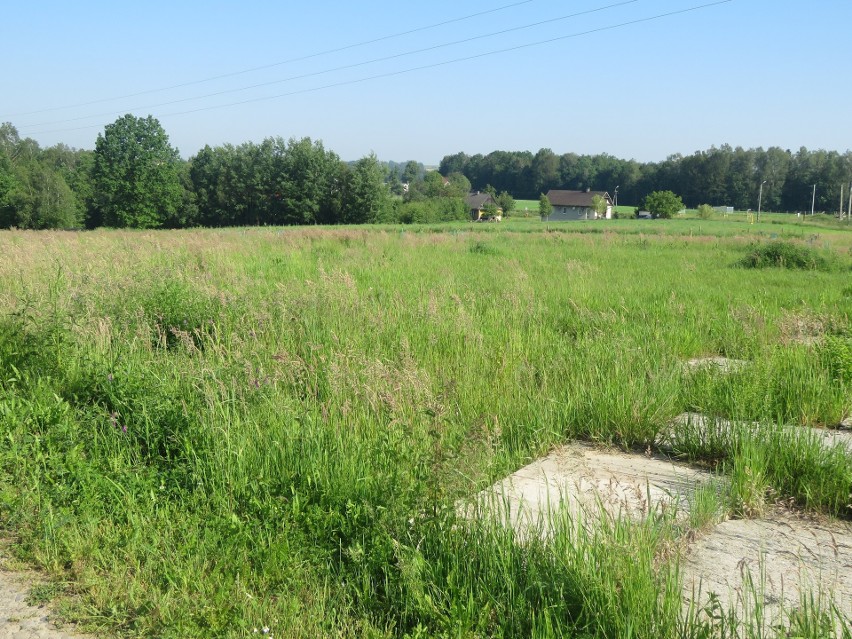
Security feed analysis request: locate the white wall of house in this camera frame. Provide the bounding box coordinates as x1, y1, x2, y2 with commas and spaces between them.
550, 206, 596, 220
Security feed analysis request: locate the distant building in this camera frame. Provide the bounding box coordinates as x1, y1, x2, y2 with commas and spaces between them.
545, 190, 613, 220
465, 192, 501, 221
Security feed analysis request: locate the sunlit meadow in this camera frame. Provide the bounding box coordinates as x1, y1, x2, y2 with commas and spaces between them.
0, 217, 850, 637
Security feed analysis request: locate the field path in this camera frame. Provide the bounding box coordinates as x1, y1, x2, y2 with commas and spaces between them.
0, 543, 95, 639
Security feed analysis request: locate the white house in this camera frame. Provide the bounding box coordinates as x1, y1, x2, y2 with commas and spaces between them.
545, 190, 613, 220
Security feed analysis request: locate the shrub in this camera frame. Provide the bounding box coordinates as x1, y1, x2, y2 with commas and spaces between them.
640, 190, 684, 219
739, 241, 833, 271
397, 197, 467, 224
697, 204, 714, 220
820, 335, 852, 384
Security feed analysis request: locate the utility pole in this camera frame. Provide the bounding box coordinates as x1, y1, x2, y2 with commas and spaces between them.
847, 182, 851, 221
757, 180, 766, 222
841, 184, 845, 219
811, 184, 816, 216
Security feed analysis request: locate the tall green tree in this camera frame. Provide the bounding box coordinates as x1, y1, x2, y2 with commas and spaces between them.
0, 153, 19, 227
0, 123, 83, 229
444, 172, 471, 198
401, 160, 421, 184
343, 153, 390, 224
10, 162, 80, 229
641, 190, 684, 219
92, 114, 184, 228
591, 194, 608, 218
538, 193, 552, 220
496, 191, 515, 216
531, 147, 559, 194
270, 137, 342, 225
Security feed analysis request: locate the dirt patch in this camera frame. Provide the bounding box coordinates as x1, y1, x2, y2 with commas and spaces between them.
466, 443, 715, 536
0, 542, 95, 639
682, 509, 852, 623
683, 357, 749, 374
777, 310, 829, 346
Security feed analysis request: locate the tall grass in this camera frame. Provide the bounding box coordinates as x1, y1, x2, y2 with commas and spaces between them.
0, 225, 850, 636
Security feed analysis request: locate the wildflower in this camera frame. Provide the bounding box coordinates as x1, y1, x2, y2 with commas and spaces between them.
107, 373, 114, 382
122, 425, 128, 433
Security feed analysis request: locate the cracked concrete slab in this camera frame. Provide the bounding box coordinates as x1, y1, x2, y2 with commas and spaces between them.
465, 443, 716, 536
682, 510, 852, 623
467, 436, 852, 629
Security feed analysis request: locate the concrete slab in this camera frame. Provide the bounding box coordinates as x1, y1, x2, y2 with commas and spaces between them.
682, 510, 852, 623
466, 444, 715, 536
468, 433, 852, 629
660, 412, 852, 452
684, 357, 749, 374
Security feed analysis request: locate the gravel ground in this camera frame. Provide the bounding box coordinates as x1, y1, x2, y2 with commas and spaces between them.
0, 544, 95, 639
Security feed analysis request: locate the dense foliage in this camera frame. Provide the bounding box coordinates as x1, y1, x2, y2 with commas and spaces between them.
641, 190, 685, 219
0, 123, 89, 229
92, 115, 184, 229
4, 115, 852, 230
440, 145, 852, 212
739, 240, 836, 271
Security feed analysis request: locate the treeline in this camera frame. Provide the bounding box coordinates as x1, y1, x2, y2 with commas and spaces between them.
0, 116, 466, 230
4, 114, 852, 230
440, 145, 852, 212
0, 123, 94, 229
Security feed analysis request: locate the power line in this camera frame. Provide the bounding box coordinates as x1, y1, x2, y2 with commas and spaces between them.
26, 1, 733, 138
2, 0, 534, 119
18, 0, 638, 131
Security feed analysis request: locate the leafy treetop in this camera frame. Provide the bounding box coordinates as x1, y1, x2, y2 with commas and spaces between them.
641, 190, 684, 219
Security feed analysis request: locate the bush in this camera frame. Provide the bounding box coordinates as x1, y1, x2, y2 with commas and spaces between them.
396, 197, 467, 224
640, 190, 684, 219
697, 204, 714, 220
820, 335, 852, 384
739, 241, 833, 271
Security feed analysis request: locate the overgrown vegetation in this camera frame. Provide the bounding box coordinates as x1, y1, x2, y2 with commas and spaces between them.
0, 222, 850, 637
739, 240, 839, 270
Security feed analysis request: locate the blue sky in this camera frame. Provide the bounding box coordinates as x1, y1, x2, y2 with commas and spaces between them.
3, 0, 850, 164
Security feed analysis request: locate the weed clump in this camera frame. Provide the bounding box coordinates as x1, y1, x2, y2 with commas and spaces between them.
820, 335, 852, 384
468, 240, 499, 255
739, 241, 834, 271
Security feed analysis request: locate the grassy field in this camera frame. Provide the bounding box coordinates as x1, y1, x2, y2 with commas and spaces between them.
0, 220, 850, 637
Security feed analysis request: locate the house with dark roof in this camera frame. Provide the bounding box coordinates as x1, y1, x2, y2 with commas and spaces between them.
545, 190, 613, 220
465, 192, 502, 221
